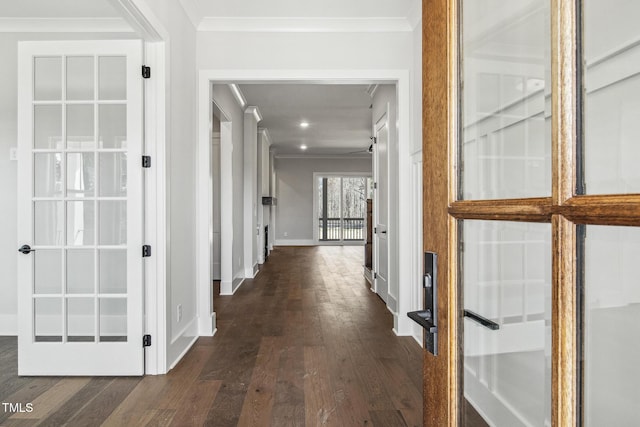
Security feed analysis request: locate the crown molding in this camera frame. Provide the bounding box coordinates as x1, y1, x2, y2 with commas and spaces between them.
0, 17, 134, 33
198, 17, 412, 33
228, 84, 247, 109
258, 128, 272, 146
177, 0, 203, 29
245, 106, 263, 123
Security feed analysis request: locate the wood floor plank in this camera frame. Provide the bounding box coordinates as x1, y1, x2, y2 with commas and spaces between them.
304, 346, 340, 427
8, 378, 90, 421
0, 246, 423, 426
237, 336, 282, 426
62, 377, 140, 426
170, 380, 222, 426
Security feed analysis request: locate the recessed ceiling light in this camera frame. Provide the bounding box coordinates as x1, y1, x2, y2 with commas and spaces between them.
300, 144, 308, 150
300, 121, 309, 128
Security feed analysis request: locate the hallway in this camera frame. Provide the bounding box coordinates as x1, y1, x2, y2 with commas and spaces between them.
0, 246, 423, 426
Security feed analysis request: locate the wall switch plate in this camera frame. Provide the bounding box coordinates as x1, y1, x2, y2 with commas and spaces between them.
10, 147, 17, 161
177, 304, 182, 322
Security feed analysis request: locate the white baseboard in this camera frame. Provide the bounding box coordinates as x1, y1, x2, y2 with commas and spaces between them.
232, 276, 244, 293
198, 312, 217, 336
244, 263, 259, 278
0, 314, 17, 335
220, 280, 233, 295
168, 334, 199, 370
387, 293, 398, 313
220, 276, 246, 296
275, 239, 315, 246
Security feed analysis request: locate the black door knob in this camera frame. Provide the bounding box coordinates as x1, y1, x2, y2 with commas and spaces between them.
18, 245, 34, 255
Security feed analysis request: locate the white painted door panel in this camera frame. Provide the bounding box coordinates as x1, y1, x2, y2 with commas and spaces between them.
17, 40, 144, 376
374, 113, 389, 303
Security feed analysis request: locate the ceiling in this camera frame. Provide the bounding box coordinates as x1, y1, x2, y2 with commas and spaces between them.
0, 0, 119, 17
196, 0, 417, 19
239, 84, 374, 156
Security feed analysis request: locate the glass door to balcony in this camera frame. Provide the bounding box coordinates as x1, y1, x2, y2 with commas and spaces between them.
316, 175, 372, 242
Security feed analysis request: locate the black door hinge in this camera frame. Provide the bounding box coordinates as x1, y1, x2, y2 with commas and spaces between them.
142, 65, 151, 79
371, 136, 377, 144
373, 182, 377, 189
374, 227, 377, 234
143, 334, 152, 347
142, 245, 152, 257
374, 272, 378, 279
142, 155, 151, 168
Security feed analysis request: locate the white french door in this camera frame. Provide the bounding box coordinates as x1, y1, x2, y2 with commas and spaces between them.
17, 40, 144, 376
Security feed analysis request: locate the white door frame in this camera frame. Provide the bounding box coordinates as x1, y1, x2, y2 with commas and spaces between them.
373, 110, 390, 301
107, 0, 168, 374
197, 69, 415, 336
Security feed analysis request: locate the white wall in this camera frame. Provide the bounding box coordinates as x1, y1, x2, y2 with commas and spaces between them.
211, 85, 245, 289
197, 31, 412, 71
274, 157, 372, 244
0, 31, 135, 335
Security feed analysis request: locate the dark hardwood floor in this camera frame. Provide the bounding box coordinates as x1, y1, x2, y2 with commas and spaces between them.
0, 246, 423, 426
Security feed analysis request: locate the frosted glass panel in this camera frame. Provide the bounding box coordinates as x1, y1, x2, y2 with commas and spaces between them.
99, 201, 126, 245
460, 0, 551, 200
34, 250, 61, 294
67, 298, 95, 342
583, 226, 640, 426
66, 153, 95, 198
98, 105, 126, 148
34, 105, 62, 149
66, 201, 94, 246
99, 153, 127, 197
98, 56, 126, 100
66, 105, 94, 149
99, 250, 126, 294
99, 298, 127, 342
462, 221, 551, 427
34, 57, 61, 101
35, 298, 62, 342
67, 249, 95, 294
34, 153, 62, 197
34, 201, 63, 246
66, 57, 94, 101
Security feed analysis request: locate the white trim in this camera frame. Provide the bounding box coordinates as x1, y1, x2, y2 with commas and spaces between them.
168, 335, 199, 370
244, 263, 259, 278
109, 0, 168, 374
197, 68, 414, 341
197, 313, 217, 337
0, 17, 134, 33
107, 0, 166, 41
198, 17, 412, 33
0, 315, 17, 335
274, 154, 370, 159
228, 84, 247, 109
245, 106, 263, 123
258, 128, 272, 146
220, 277, 245, 296
176, 0, 202, 29
275, 239, 316, 246
143, 40, 168, 375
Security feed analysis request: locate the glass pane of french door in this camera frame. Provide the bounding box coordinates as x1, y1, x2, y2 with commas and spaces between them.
31, 53, 129, 343
462, 221, 551, 426
460, 0, 551, 200
583, 1, 640, 194
582, 225, 640, 425
18, 40, 143, 376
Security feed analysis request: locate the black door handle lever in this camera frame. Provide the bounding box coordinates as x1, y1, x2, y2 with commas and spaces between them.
18, 245, 34, 255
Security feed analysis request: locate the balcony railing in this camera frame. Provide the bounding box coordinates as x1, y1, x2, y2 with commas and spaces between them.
318, 217, 365, 241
